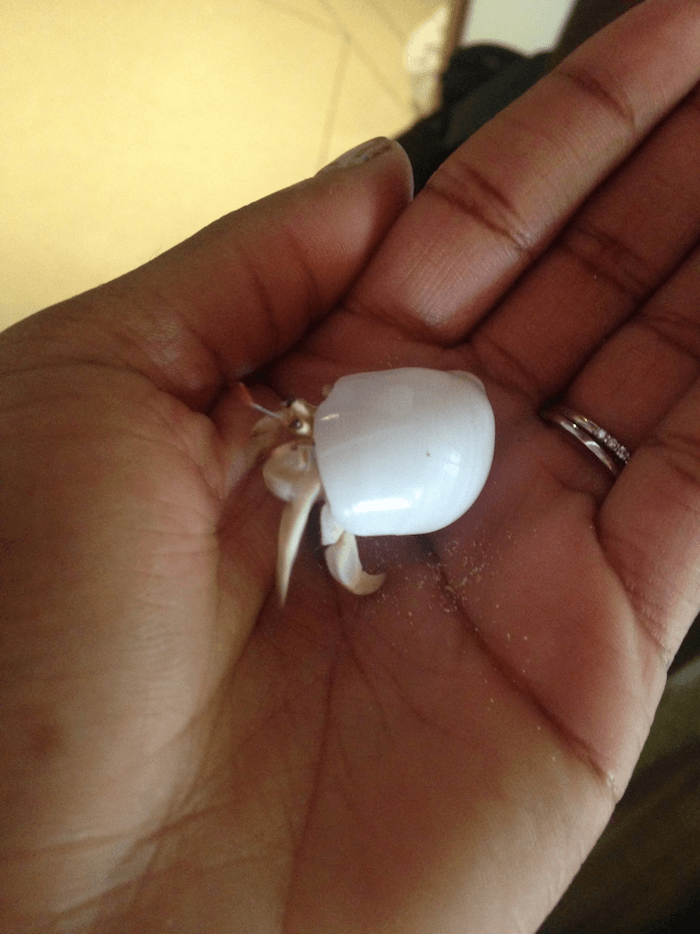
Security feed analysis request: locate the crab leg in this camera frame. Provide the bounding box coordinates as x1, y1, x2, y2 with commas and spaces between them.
320, 503, 385, 596
324, 529, 386, 596
276, 473, 322, 603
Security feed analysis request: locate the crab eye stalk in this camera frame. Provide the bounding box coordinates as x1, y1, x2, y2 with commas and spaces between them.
286, 400, 315, 436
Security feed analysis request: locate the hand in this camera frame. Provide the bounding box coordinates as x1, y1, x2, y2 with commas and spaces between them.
2, 1, 700, 931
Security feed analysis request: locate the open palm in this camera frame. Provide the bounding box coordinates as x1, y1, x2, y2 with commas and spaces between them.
3, 3, 700, 932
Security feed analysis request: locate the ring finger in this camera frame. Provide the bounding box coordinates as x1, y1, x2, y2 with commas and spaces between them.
554, 241, 700, 460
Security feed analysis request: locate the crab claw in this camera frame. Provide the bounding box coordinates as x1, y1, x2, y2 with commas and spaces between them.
262, 442, 315, 503
324, 530, 386, 596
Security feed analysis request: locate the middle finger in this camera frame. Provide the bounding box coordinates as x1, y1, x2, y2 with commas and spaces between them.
470, 83, 700, 406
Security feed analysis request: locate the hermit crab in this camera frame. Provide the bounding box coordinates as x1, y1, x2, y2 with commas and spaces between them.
249, 367, 495, 601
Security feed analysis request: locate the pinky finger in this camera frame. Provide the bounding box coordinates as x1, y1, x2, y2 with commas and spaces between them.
600, 385, 700, 663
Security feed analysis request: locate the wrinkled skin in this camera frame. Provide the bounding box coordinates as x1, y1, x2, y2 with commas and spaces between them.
3, 2, 700, 932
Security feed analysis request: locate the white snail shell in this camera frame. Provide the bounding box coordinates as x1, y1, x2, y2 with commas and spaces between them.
315, 368, 495, 536
256, 367, 495, 600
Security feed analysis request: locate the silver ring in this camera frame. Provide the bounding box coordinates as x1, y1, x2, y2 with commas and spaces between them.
541, 404, 631, 478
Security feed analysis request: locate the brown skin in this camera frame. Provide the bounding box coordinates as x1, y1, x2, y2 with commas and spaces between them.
3, 1, 700, 931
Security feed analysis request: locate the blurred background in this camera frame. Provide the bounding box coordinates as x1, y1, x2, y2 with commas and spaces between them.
0, 0, 573, 327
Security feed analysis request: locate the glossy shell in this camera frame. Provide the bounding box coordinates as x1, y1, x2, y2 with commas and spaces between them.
314, 367, 495, 537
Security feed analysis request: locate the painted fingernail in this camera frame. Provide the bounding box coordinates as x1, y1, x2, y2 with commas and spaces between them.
316, 137, 394, 176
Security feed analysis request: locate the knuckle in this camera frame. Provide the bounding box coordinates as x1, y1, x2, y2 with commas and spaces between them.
554, 63, 638, 134
561, 220, 655, 301
425, 156, 536, 262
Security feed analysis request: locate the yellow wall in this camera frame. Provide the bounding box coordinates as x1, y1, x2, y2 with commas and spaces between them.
1, 0, 431, 327
1, 1, 575, 330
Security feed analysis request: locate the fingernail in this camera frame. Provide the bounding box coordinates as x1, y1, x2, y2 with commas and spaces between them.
316, 137, 394, 176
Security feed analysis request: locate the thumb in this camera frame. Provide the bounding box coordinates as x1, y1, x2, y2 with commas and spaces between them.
1, 138, 412, 409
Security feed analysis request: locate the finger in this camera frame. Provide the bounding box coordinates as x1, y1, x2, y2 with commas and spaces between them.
471, 82, 700, 404
598, 377, 700, 664
535, 237, 700, 659
512, 237, 700, 689
560, 243, 700, 457
0, 139, 413, 410
346, 0, 700, 343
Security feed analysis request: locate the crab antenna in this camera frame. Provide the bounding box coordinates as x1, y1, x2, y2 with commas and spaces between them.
234, 382, 285, 421
250, 401, 284, 420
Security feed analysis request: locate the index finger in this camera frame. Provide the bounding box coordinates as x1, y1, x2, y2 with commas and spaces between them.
348, 0, 700, 343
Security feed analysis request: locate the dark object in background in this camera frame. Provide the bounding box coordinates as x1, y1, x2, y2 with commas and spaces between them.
397, 1, 646, 193
397, 44, 549, 192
